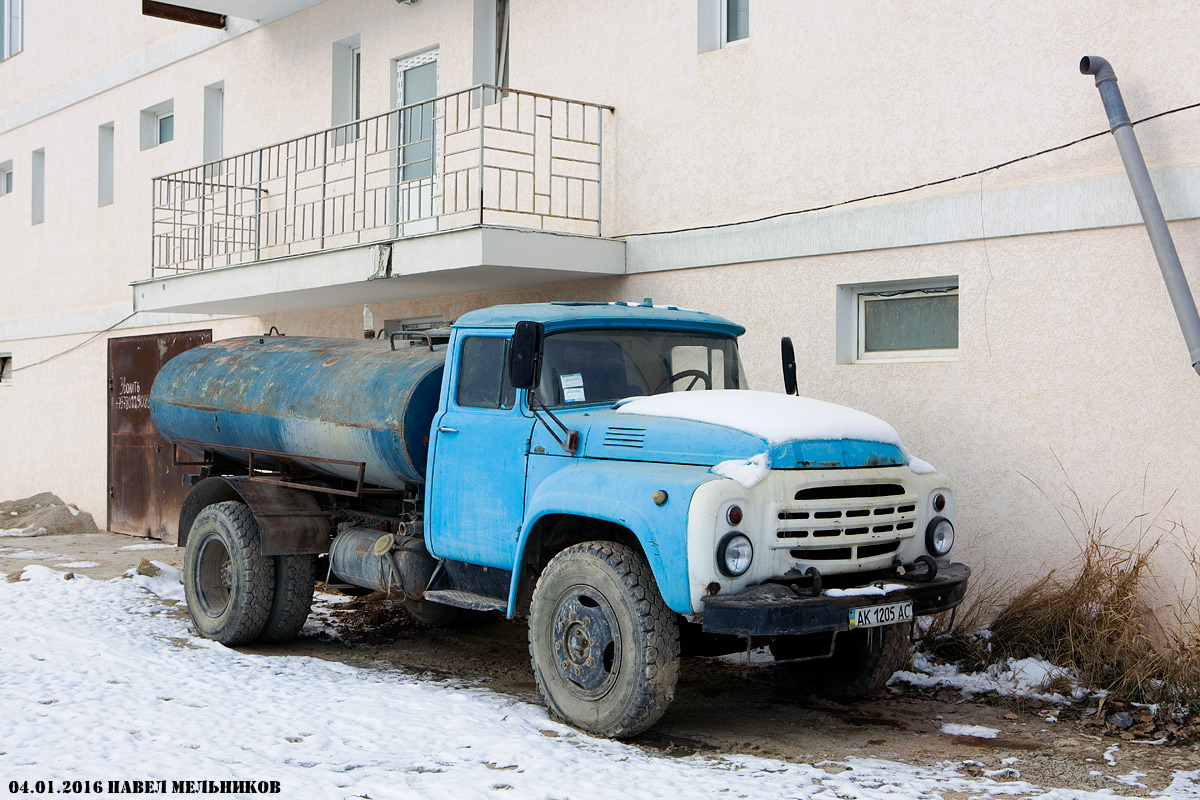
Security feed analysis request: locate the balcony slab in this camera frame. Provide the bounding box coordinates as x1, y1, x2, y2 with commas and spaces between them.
132, 226, 627, 316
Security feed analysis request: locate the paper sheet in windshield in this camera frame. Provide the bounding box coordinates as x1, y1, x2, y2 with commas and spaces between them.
560, 373, 585, 403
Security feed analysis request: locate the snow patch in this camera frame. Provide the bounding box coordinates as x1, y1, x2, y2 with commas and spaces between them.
711, 453, 770, 488
892, 653, 1088, 704
825, 583, 909, 598
119, 543, 176, 551
122, 561, 185, 602
899, 445, 937, 474
616, 390, 902, 447
0, 549, 66, 561
0, 526, 49, 538
940, 723, 999, 739
55, 561, 101, 569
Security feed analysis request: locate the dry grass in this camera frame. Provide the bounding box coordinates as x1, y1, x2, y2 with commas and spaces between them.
925, 479, 1200, 714
921, 574, 1004, 669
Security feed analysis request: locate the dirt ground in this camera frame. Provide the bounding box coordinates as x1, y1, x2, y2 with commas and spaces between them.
4, 530, 1198, 794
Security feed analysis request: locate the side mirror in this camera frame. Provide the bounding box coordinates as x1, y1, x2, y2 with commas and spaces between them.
508, 321, 544, 389
781, 336, 798, 396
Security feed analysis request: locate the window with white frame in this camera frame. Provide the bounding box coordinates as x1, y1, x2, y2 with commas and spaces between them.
30, 147, 43, 225
332, 34, 362, 127
98, 123, 114, 207
837, 278, 959, 363
0, 353, 12, 384
0, 160, 12, 197
1, 0, 22, 61
698, 0, 748, 53
396, 50, 438, 181
157, 111, 174, 145
140, 99, 175, 150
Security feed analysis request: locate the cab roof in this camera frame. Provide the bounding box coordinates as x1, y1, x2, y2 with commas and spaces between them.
453, 301, 745, 337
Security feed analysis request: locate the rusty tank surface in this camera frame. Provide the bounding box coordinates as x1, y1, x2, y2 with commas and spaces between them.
149, 336, 446, 488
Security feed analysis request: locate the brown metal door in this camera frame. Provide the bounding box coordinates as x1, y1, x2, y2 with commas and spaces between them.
108, 330, 212, 540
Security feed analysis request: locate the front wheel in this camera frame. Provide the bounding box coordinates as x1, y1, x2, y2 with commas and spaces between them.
770, 623, 910, 700
528, 542, 680, 738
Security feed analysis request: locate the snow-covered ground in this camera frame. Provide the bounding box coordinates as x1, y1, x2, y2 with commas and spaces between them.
2, 564, 1198, 800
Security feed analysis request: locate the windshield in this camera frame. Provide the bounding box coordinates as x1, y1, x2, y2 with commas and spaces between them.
535, 329, 747, 407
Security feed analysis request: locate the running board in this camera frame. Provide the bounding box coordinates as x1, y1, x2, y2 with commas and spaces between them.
422, 589, 507, 612
423, 560, 512, 613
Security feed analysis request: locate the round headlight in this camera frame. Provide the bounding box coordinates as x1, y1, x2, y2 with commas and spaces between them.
925, 516, 954, 556
726, 505, 743, 526
717, 532, 753, 577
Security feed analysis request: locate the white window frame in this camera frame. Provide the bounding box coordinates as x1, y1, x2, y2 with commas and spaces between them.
837, 277, 959, 364
1, 0, 22, 61
98, 123, 114, 207
0, 160, 12, 197
156, 111, 174, 145
351, 45, 362, 121
698, 0, 748, 53
30, 147, 43, 225
140, 99, 174, 150
0, 353, 12, 384
721, 0, 748, 46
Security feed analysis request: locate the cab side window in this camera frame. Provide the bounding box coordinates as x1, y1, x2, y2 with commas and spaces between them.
456, 336, 515, 409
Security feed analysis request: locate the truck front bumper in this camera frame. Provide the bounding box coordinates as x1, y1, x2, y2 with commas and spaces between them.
700, 563, 970, 637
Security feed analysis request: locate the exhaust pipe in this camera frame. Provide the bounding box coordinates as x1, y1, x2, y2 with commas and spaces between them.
1081, 56, 1200, 376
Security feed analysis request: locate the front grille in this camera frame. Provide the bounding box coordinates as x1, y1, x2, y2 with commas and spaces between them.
777, 481, 918, 565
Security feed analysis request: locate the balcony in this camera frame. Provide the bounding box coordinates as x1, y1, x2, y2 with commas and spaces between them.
135, 85, 625, 316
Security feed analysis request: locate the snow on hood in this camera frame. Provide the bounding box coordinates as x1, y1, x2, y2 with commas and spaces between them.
614, 390, 903, 447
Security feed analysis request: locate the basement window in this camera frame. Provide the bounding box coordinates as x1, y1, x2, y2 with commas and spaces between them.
838, 278, 959, 363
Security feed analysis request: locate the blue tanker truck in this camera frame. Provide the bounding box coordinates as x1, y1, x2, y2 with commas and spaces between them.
149, 300, 969, 737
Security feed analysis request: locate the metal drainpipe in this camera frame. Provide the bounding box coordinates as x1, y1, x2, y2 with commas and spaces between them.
1081, 56, 1200, 376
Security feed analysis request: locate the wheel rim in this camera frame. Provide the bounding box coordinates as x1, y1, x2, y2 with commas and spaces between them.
551, 584, 621, 700
194, 533, 233, 617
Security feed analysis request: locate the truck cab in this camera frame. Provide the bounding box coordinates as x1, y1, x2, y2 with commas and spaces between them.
150, 300, 969, 739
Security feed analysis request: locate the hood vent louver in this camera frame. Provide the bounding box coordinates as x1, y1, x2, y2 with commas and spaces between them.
603, 426, 646, 449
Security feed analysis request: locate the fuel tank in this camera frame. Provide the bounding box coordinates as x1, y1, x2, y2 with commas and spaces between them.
149, 336, 446, 488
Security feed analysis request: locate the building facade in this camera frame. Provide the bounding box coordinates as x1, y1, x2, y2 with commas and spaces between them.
2, 0, 1199, 603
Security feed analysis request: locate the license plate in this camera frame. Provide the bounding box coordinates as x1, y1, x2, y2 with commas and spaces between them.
848, 600, 913, 629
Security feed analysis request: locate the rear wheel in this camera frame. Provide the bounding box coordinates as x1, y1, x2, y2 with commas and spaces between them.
528, 542, 679, 738
183, 501, 274, 645
258, 554, 316, 643
770, 623, 910, 700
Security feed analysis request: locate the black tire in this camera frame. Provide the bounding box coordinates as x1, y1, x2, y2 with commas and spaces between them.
183, 501, 274, 646
258, 554, 316, 643
770, 623, 910, 701
403, 598, 482, 628
528, 542, 679, 738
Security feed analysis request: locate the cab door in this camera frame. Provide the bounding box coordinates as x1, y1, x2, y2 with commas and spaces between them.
426, 332, 534, 568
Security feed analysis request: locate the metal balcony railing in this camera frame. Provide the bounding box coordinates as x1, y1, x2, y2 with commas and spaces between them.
151, 85, 613, 275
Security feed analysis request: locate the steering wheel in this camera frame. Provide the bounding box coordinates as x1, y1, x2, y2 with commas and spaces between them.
653, 369, 712, 394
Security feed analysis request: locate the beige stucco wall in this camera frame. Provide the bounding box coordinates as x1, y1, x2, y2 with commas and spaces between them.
512, 0, 1200, 236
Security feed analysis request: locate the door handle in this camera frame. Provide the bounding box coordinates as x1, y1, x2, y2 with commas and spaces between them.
438, 426, 458, 433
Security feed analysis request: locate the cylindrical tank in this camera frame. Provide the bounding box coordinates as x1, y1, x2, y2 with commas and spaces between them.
150, 336, 446, 488
328, 528, 437, 597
